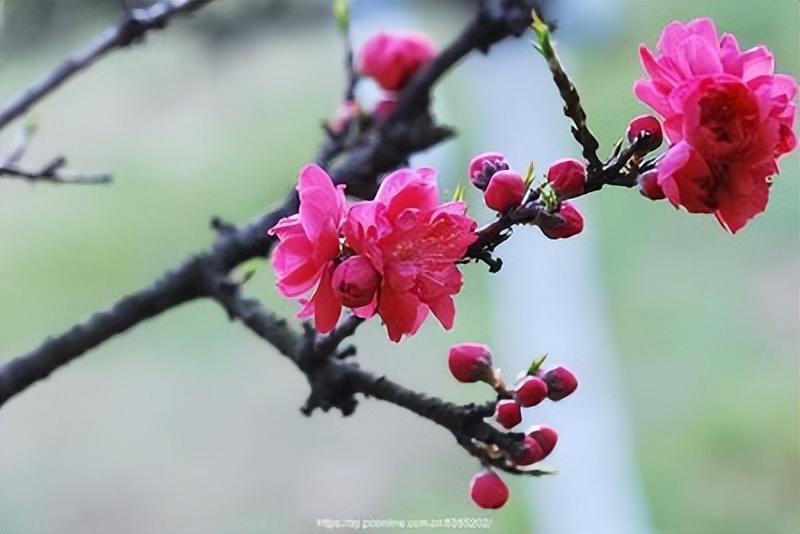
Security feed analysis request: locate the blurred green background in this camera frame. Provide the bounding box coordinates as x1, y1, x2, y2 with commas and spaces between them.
0, 1, 797, 533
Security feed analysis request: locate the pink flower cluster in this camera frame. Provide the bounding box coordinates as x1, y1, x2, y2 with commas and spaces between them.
635, 18, 797, 232
269, 165, 477, 341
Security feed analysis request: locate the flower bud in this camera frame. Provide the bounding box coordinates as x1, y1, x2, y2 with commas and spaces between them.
484, 170, 525, 212
468, 152, 509, 190
358, 32, 437, 91
512, 435, 545, 466
542, 366, 578, 400
331, 256, 380, 308
626, 114, 663, 153
528, 425, 558, 457
515, 376, 548, 407
328, 100, 359, 135
469, 469, 509, 509
448, 342, 493, 383
495, 399, 522, 429
547, 158, 586, 197
638, 169, 665, 200
540, 201, 584, 240
372, 98, 397, 123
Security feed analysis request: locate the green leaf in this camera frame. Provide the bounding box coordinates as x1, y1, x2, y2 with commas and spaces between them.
530, 9, 554, 59
234, 258, 261, 285
540, 183, 559, 213
451, 181, 467, 202
333, 0, 349, 33
527, 353, 547, 375
523, 160, 536, 188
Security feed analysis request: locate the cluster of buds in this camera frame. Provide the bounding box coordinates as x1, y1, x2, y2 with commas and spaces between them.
467, 152, 586, 240
447, 342, 578, 509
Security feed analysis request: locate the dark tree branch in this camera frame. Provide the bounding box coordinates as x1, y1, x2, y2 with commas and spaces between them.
208, 285, 547, 476
0, 0, 539, 407
541, 47, 602, 171
0, 0, 217, 131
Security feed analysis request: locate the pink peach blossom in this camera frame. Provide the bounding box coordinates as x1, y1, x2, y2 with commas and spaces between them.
634, 18, 797, 232
268, 164, 347, 333
343, 168, 477, 342
358, 31, 437, 91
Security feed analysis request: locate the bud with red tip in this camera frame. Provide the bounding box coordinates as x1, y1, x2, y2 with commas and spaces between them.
468, 152, 509, 190
638, 169, 665, 200
512, 435, 546, 466
528, 425, 558, 457
547, 158, 586, 197
469, 469, 509, 509
359, 31, 437, 91
515, 375, 548, 407
372, 98, 397, 123
495, 399, 522, 429
484, 170, 525, 212
448, 342, 493, 383
542, 366, 578, 400
540, 201, 584, 239
332, 255, 380, 308
626, 114, 663, 153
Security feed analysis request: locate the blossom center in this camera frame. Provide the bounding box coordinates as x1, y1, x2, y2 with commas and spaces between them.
696, 83, 758, 159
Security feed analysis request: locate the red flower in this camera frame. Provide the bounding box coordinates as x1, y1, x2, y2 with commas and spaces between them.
359, 32, 437, 91
635, 18, 797, 232
268, 165, 347, 333
344, 168, 478, 341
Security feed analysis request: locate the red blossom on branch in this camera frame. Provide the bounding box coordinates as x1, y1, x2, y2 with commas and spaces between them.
358, 31, 438, 91
270, 166, 477, 341
634, 18, 798, 232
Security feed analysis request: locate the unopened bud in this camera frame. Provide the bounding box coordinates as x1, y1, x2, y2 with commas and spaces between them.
515, 376, 548, 407
495, 399, 522, 429
512, 435, 546, 466
626, 114, 663, 153
542, 366, 578, 401
331, 256, 380, 308
468, 152, 509, 190
528, 425, 558, 457
484, 170, 525, 212
638, 169, 665, 200
469, 469, 509, 509
547, 158, 586, 197
448, 342, 493, 383
540, 201, 584, 240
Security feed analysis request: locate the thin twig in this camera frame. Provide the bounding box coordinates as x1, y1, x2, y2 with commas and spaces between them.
0, 161, 112, 185
0, 0, 217, 131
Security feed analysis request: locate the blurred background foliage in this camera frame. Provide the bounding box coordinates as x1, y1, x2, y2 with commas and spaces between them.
0, 1, 797, 533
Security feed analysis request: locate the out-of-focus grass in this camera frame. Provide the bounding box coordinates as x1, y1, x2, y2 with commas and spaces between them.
0, 2, 797, 533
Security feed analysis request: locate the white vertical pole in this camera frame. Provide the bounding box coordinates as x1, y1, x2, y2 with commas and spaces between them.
462, 24, 653, 534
